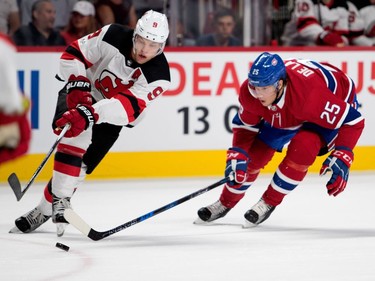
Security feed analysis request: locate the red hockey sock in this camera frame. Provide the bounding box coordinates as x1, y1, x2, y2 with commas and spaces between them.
263, 159, 308, 206
262, 185, 286, 206
43, 180, 53, 203
219, 185, 245, 208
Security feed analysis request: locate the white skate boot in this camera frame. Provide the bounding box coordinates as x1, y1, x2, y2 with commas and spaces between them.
9, 207, 51, 233
244, 198, 275, 227
195, 200, 231, 223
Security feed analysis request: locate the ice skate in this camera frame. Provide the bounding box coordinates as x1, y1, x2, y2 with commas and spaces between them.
195, 200, 231, 224
9, 207, 51, 233
244, 198, 275, 227
52, 196, 71, 237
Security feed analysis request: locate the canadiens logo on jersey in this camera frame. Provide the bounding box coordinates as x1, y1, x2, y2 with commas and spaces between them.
153, 22, 158, 28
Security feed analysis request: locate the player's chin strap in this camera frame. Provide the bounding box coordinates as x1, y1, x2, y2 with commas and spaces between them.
272, 80, 286, 105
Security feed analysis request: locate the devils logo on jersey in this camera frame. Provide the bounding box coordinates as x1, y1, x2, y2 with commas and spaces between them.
94, 68, 142, 99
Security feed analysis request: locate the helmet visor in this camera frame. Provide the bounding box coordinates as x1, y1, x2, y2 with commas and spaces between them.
248, 82, 278, 98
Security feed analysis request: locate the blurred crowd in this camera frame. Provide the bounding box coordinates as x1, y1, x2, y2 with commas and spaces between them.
0, 0, 375, 47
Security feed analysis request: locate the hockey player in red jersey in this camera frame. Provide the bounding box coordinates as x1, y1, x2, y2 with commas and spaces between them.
197, 52, 364, 225
10, 10, 171, 236
0, 33, 31, 165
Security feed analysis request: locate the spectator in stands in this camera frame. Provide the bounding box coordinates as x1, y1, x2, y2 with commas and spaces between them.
195, 7, 241, 47
19, 0, 77, 30
355, 0, 375, 44
133, 0, 164, 19
13, 0, 66, 46
281, 0, 374, 46
0, 0, 21, 36
95, 0, 137, 29
61, 1, 97, 45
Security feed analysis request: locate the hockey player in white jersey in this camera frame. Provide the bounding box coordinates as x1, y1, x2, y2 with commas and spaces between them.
10, 10, 171, 236
356, 0, 375, 44
281, 0, 374, 46
0, 33, 31, 165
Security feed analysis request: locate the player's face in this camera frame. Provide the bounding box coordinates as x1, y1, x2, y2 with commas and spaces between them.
132, 35, 162, 64
251, 85, 278, 106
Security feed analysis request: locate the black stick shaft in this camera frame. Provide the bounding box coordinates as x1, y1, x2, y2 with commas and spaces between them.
87, 177, 229, 241
8, 124, 70, 201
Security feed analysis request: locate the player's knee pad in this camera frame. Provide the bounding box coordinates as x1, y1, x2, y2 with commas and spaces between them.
248, 138, 276, 170
54, 144, 86, 178
286, 130, 324, 166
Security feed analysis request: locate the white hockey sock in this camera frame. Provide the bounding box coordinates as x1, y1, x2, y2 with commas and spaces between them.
38, 195, 52, 216
52, 164, 87, 198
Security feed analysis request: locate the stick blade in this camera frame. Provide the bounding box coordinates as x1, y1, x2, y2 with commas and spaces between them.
64, 208, 92, 236
8, 173, 23, 201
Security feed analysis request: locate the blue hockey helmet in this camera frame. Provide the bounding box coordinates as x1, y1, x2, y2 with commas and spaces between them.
248, 52, 286, 88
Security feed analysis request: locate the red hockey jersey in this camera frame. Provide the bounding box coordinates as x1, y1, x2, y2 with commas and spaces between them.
233, 58, 364, 152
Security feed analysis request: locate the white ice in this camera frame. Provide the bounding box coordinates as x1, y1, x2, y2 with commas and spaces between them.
1, 172, 375, 281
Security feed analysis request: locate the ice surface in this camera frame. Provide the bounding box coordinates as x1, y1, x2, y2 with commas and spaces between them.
1, 172, 374, 281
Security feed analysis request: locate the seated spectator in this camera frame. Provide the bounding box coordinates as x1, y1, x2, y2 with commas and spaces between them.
176, 20, 196, 46
19, 0, 77, 30
0, 0, 21, 36
355, 0, 375, 44
133, 0, 164, 19
95, 0, 137, 28
281, 0, 374, 46
13, 0, 66, 46
60, 1, 97, 45
195, 7, 241, 47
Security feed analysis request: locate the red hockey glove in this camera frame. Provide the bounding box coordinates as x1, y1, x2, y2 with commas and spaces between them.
225, 147, 249, 188
319, 147, 353, 197
66, 74, 92, 109
55, 105, 98, 138
317, 31, 345, 46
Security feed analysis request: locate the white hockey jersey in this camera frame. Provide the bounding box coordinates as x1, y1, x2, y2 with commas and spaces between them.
59, 24, 171, 127
281, 0, 373, 46
0, 33, 23, 115
356, 1, 375, 42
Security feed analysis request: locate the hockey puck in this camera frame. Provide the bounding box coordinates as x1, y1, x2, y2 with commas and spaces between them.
55, 242, 70, 252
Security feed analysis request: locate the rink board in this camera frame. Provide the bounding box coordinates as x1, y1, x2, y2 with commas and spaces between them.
1, 146, 374, 182
1, 47, 375, 182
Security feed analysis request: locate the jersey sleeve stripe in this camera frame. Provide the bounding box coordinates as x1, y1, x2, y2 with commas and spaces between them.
61, 44, 93, 69
114, 92, 146, 123
311, 61, 338, 93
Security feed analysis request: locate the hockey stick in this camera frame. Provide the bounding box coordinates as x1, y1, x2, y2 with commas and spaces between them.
64, 176, 230, 241
8, 124, 70, 201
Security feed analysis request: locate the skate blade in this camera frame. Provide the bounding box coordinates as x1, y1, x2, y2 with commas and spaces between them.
56, 223, 68, 237
193, 217, 211, 225
9, 226, 23, 234
242, 220, 258, 229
